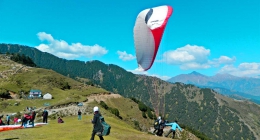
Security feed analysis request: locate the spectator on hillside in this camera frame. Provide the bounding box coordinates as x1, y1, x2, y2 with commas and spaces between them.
58, 117, 64, 123
14, 117, 18, 125
6, 114, 10, 125
31, 110, 36, 127
0, 116, 5, 125
78, 110, 82, 120
42, 109, 48, 123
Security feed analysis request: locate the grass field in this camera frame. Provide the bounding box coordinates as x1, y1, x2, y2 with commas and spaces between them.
0, 114, 170, 140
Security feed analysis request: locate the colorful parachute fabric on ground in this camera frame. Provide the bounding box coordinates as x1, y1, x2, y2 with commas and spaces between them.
0, 123, 47, 132
134, 5, 173, 71
0, 125, 23, 132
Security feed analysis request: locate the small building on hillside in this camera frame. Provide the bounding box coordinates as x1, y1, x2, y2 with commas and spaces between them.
43, 93, 52, 99
29, 89, 42, 97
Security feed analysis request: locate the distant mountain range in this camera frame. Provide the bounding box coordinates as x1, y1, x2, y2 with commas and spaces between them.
168, 71, 260, 104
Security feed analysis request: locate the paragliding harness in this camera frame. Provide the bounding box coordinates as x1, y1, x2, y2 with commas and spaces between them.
154, 119, 160, 130
96, 116, 111, 136
24, 114, 32, 120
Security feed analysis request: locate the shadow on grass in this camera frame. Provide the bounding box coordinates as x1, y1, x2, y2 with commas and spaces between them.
2, 138, 19, 140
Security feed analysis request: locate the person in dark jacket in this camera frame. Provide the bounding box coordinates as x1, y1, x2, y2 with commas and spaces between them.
153, 116, 161, 134
42, 109, 48, 123
31, 111, 36, 127
157, 118, 166, 136
90, 106, 104, 140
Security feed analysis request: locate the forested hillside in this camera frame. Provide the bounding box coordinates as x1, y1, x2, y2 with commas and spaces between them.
0, 44, 259, 140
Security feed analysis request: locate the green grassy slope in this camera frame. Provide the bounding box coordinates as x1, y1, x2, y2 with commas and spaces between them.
0, 57, 107, 113
0, 114, 170, 140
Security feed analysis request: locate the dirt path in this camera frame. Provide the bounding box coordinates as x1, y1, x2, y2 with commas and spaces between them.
87, 93, 122, 102
45, 93, 123, 116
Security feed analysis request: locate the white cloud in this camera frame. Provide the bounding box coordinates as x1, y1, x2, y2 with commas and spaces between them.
128, 68, 148, 75
161, 44, 235, 70
217, 56, 236, 64
37, 32, 54, 42
218, 63, 260, 77
162, 44, 210, 65
239, 63, 260, 70
117, 51, 136, 61
180, 62, 210, 70
128, 68, 170, 81
35, 32, 108, 59
150, 74, 171, 81
211, 56, 236, 67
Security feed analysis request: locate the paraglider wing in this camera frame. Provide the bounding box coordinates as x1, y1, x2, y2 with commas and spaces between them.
134, 5, 173, 71
0, 123, 47, 132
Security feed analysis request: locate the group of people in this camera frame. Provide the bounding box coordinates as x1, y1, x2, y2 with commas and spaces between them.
0, 114, 20, 126
153, 116, 182, 139
0, 108, 48, 128
20, 108, 49, 127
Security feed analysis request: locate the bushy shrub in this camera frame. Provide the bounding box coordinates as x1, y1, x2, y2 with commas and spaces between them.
138, 102, 147, 112
0, 90, 11, 99
142, 111, 147, 118
110, 108, 120, 117
133, 120, 141, 130
100, 101, 109, 110
130, 97, 139, 104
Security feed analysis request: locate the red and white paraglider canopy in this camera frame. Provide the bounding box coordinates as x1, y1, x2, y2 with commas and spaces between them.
134, 5, 173, 71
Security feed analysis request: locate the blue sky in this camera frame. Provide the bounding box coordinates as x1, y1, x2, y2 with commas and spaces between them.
0, 0, 259, 80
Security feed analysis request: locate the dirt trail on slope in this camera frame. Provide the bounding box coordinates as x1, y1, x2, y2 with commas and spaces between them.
46, 93, 123, 116
86, 93, 122, 103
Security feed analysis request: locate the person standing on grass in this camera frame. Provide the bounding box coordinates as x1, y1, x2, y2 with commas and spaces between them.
0, 116, 5, 125
6, 114, 10, 125
78, 110, 82, 120
90, 106, 104, 140
31, 110, 36, 127
42, 109, 48, 123
14, 117, 18, 125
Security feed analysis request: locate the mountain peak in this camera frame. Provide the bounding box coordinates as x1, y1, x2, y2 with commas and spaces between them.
189, 71, 205, 76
